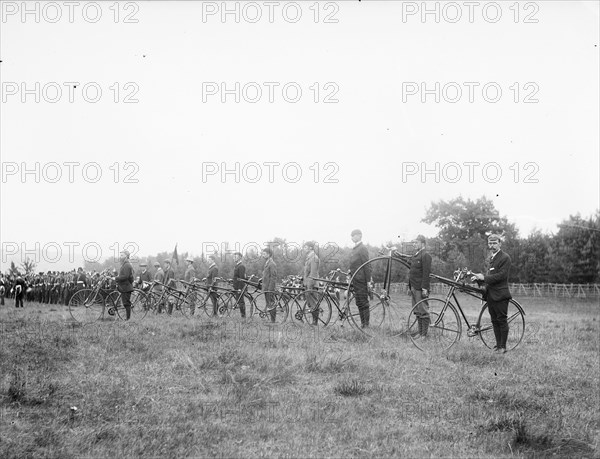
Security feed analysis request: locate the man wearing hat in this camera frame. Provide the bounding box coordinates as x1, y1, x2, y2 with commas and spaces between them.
184, 257, 197, 315
471, 234, 512, 353
409, 235, 432, 337
136, 262, 153, 292
153, 261, 165, 313
115, 250, 134, 320
232, 252, 247, 318
349, 229, 372, 328
303, 241, 320, 325
206, 254, 219, 316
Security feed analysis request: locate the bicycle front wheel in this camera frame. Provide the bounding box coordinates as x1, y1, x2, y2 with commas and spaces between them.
291, 290, 332, 327
477, 299, 525, 351
68, 289, 105, 323
408, 298, 462, 352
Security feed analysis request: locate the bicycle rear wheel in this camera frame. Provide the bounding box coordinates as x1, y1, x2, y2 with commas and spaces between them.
253, 291, 289, 324
113, 289, 148, 321
347, 256, 413, 336
408, 298, 462, 352
291, 290, 332, 326
68, 289, 105, 323
477, 299, 525, 351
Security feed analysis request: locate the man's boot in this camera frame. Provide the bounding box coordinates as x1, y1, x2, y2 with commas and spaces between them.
421, 316, 430, 336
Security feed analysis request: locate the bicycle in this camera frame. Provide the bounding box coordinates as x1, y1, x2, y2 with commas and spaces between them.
217, 275, 261, 318
251, 276, 298, 324
177, 279, 229, 318
407, 267, 526, 352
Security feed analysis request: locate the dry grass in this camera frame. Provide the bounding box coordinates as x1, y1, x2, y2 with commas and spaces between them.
0, 297, 598, 458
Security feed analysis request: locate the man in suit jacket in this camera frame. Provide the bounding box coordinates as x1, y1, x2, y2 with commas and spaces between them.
472, 234, 512, 353
408, 235, 432, 336
153, 261, 165, 313
262, 247, 278, 322
206, 255, 219, 316
303, 241, 320, 325
232, 252, 247, 318
349, 229, 372, 328
115, 250, 134, 320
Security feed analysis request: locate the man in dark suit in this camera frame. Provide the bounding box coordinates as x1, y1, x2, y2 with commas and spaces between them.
184, 257, 197, 315
408, 235, 432, 336
349, 229, 372, 328
472, 234, 512, 353
303, 241, 320, 325
14, 275, 27, 308
262, 247, 278, 322
115, 250, 134, 320
206, 254, 219, 316
163, 260, 177, 315
232, 252, 247, 318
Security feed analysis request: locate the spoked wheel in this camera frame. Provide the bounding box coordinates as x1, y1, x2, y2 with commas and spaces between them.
68, 289, 105, 323
199, 290, 228, 319
346, 256, 413, 337
253, 291, 289, 324
220, 291, 255, 319
144, 290, 164, 315
112, 289, 148, 321
408, 298, 462, 352
104, 290, 121, 320
180, 289, 204, 318
291, 290, 332, 327
477, 299, 526, 351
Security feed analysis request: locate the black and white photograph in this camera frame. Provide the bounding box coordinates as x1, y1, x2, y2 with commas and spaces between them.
1, 1, 599, 457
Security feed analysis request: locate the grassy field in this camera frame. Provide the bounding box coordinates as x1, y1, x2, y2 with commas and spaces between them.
1, 296, 598, 458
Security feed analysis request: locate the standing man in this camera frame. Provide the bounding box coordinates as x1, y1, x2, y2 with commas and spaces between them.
408, 235, 432, 337
14, 275, 26, 308
262, 247, 278, 323
0, 274, 6, 306
115, 250, 134, 320
232, 252, 247, 318
349, 229, 372, 328
153, 261, 165, 313
206, 254, 219, 316
472, 234, 512, 353
184, 257, 197, 315
137, 262, 153, 291
303, 241, 320, 325
163, 259, 177, 315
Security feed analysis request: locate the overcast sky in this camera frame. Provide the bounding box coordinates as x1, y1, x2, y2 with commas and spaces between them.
1, 0, 598, 271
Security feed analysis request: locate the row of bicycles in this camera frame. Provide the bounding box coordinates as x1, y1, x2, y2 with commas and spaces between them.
67, 247, 527, 352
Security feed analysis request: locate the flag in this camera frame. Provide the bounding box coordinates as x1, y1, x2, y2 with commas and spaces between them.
172, 244, 179, 266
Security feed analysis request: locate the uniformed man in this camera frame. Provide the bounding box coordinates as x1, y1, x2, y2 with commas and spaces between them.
206, 254, 219, 316
408, 235, 432, 337
349, 229, 372, 328
184, 257, 197, 315
0, 274, 6, 306
14, 275, 27, 308
115, 250, 134, 320
303, 241, 320, 325
232, 252, 247, 318
163, 260, 177, 315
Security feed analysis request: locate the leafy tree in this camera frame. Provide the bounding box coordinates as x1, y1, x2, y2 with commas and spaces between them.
21, 258, 36, 276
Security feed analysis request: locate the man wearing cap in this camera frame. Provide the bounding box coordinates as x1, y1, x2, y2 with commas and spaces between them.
471, 234, 512, 353
232, 252, 247, 318
115, 250, 134, 320
349, 229, 372, 328
153, 261, 165, 313
303, 241, 321, 325
137, 262, 153, 291
184, 258, 197, 315
409, 235, 432, 337
206, 254, 219, 316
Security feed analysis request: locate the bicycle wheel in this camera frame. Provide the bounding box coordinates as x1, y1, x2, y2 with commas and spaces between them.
346, 256, 413, 336
114, 289, 148, 321
477, 299, 525, 351
253, 291, 289, 324
68, 289, 105, 323
221, 291, 255, 319
180, 289, 202, 318
291, 290, 332, 327
407, 298, 462, 352
104, 290, 121, 320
